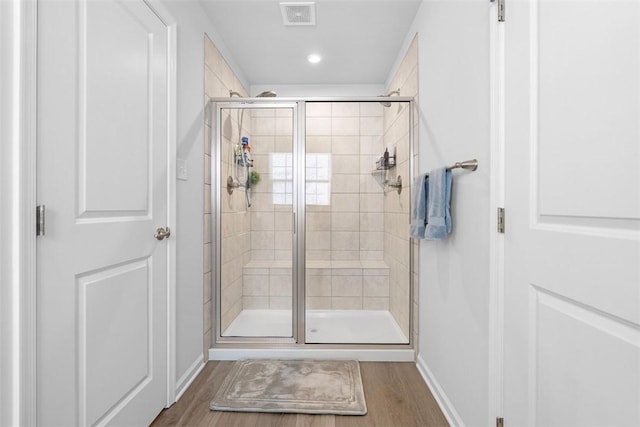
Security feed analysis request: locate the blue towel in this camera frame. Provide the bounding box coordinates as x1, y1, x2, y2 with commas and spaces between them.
425, 167, 452, 240
410, 174, 428, 239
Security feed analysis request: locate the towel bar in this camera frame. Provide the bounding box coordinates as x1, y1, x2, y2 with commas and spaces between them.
447, 159, 478, 171
426, 159, 478, 176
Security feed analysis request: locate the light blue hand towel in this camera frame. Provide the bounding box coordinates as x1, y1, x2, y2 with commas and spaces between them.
410, 174, 428, 239
424, 167, 452, 240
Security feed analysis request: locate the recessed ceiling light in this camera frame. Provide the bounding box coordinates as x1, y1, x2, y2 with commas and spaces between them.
307, 54, 322, 64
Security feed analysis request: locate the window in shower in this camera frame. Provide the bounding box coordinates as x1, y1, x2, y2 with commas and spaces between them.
271, 153, 331, 206
305, 153, 331, 205
271, 152, 293, 205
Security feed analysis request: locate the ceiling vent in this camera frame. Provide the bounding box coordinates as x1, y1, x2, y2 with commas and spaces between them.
280, 2, 316, 26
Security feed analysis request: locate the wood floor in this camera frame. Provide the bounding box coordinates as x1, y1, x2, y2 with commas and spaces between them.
151, 361, 449, 427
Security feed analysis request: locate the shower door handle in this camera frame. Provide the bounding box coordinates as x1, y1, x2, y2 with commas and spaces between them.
293, 212, 296, 235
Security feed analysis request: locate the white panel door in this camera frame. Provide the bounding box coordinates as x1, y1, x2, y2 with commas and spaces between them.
37, 0, 169, 425
504, 1, 640, 426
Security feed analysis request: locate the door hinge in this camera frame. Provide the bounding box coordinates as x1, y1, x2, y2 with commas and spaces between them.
36, 205, 45, 236
497, 417, 504, 427
491, 0, 505, 22
497, 207, 505, 233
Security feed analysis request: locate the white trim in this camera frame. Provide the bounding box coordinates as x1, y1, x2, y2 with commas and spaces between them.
488, 1, 506, 425
166, 22, 178, 408
21, 1, 38, 423
0, 0, 38, 425
415, 355, 464, 427
142, 0, 178, 407
174, 356, 206, 402
0, 4, 18, 425
209, 348, 415, 362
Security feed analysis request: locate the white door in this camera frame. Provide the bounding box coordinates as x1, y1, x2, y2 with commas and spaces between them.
37, 0, 169, 425
504, 1, 640, 425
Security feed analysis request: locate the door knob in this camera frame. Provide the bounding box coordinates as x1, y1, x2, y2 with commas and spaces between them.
154, 227, 171, 240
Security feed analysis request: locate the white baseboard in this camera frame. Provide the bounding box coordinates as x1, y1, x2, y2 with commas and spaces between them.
415, 354, 464, 427
174, 356, 206, 402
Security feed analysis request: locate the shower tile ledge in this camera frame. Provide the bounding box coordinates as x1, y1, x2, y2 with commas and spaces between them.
244, 259, 389, 270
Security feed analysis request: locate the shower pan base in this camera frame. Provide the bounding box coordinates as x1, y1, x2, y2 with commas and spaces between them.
222, 309, 408, 344
213, 309, 414, 361
209, 346, 415, 362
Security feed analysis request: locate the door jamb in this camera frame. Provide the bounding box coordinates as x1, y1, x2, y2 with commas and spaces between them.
143, 0, 179, 407
488, 0, 506, 424
0, 0, 38, 425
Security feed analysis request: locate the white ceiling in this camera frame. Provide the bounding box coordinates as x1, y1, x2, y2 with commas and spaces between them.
200, 0, 421, 86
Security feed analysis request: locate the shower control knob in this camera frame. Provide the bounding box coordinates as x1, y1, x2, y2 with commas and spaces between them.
154, 227, 171, 241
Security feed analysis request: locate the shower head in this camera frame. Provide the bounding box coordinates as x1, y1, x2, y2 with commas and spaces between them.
229, 89, 277, 99
256, 90, 277, 98
379, 89, 400, 107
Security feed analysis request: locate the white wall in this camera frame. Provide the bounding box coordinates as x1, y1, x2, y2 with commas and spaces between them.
250, 84, 384, 97
391, 1, 493, 425
157, 0, 247, 395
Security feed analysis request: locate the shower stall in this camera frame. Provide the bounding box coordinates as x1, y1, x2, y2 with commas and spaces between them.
209, 97, 415, 356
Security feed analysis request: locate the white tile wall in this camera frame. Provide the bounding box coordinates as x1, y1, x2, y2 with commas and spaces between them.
364, 297, 389, 310
331, 102, 359, 117
306, 136, 331, 153
332, 275, 363, 297
242, 260, 390, 313
306, 275, 332, 296
331, 194, 360, 212
204, 35, 251, 340
332, 136, 359, 155
306, 117, 332, 135
383, 35, 419, 346
331, 117, 359, 135
306, 102, 331, 117
332, 297, 362, 310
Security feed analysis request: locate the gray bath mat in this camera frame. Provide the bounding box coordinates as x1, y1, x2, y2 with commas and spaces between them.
210, 359, 367, 415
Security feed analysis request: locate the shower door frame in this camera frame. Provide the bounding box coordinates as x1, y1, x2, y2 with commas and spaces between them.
213, 101, 302, 345
210, 97, 416, 350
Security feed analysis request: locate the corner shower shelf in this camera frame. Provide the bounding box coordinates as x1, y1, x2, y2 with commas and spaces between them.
375, 156, 396, 170
370, 170, 403, 195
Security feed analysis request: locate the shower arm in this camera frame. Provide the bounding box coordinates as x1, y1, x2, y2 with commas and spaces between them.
378, 89, 400, 107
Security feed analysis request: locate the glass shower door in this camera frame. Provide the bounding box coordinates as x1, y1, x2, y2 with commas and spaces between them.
215, 103, 298, 339
304, 101, 412, 344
